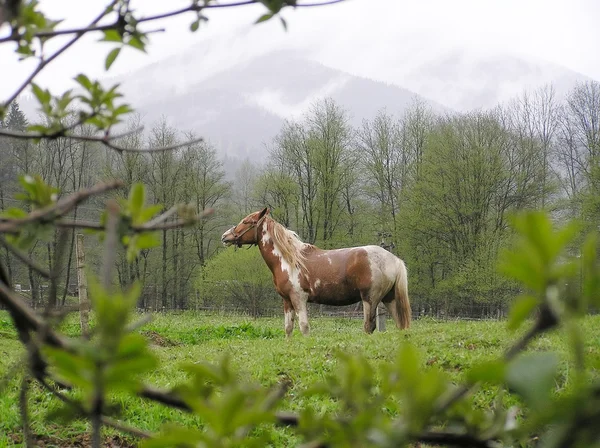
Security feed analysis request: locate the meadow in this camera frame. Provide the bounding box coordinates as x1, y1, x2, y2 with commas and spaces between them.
1, 311, 599, 447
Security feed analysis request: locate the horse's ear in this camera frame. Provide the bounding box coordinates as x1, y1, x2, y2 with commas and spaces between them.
258, 207, 269, 219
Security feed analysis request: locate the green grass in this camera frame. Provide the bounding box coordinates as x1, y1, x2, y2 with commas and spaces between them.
1, 311, 600, 447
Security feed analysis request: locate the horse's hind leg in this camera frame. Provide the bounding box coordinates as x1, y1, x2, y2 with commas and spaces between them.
283, 298, 295, 338
383, 289, 402, 329
361, 298, 377, 334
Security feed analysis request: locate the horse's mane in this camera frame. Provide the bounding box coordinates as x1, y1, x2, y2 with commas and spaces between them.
266, 217, 309, 274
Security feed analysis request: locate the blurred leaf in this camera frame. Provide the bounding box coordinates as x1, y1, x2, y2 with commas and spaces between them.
506, 352, 558, 410
101, 29, 123, 43
105, 47, 121, 70
255, 12, 274, 24
128, 182, 145, 220
467, 360, 506, 384
508, 295, 538, 331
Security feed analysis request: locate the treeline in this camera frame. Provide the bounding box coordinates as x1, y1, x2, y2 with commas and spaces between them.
2, 81, 600, 312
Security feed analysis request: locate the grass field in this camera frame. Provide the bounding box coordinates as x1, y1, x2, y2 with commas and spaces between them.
1, 311, 599, 447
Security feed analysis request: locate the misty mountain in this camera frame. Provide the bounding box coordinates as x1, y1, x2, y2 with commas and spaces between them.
379, 47, 594, 111
121, 50, 444, 161
15, 37, 594, 166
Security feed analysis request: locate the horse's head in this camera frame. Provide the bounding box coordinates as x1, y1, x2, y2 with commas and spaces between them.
221, 207, 270, 247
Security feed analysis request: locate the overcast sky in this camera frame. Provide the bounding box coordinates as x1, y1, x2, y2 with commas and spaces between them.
1, 0, 599, 101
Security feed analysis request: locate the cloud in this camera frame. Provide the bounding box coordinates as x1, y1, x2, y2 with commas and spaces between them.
1, 0, 598, 102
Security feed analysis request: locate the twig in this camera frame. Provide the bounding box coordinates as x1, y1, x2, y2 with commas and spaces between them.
1, 0, 120, 109
0, 0, 348, 46
0, 127, 204, 153
0, 235, 51, 278
415, 430, 497, 448
125, 314, 153, 333
38, 377, 151, 439
56, 207, 214, 232
145, 205, 178, 227
0, 180, 124, 234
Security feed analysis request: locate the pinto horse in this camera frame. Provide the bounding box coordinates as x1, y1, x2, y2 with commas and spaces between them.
221, 207, 411, 337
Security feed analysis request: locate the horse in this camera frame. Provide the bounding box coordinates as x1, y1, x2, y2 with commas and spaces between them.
221, 207, 411, 337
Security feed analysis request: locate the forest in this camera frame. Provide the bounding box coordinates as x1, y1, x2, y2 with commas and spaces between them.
1, 81, 599, 315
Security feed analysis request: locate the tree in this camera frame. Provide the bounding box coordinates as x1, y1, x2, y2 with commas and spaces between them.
269, 98, 353, 245
400, 111, 546, 307
357, 108, 404, 237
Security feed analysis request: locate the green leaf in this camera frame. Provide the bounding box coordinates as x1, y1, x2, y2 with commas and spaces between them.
42, 347, 94, 392
127, 35, 146, 52
101, 29, 123, 43
105, 47, 121, 70
466, 360, 506, 384
190, 20, 200, 32
506, 352, 558, 410
255, 12, 274, 24
113, 104, 133, 116
138, 204, 163, 222
74, 74, 93, 91
508, 295, 538, 331
135, 232, 160, 250
30, 83, 51, 105
0, 207, 28, 219
128, 182, 145, 219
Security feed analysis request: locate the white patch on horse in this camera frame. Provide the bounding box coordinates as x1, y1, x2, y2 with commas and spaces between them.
309, 278, 321, 296
326, 256, 332, 265
262, 226, 271, 244
364, 246, 397, 302
272, 240, 302, 292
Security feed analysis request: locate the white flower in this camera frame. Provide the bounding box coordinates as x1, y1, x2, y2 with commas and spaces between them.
24, 175, 34, 184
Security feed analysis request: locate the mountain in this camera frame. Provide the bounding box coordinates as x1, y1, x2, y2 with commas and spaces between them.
366, 47, 594, 111
13, 32, 595, 164
120, 50, 445, 161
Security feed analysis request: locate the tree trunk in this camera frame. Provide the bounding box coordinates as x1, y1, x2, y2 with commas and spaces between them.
76, 234, 89, 335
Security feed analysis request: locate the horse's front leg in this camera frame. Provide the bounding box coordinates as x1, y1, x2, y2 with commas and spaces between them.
290, 293, 310, 336
283, 297, 295, 338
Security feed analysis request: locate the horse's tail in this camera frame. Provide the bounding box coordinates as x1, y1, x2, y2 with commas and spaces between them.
394, 259, 411, 329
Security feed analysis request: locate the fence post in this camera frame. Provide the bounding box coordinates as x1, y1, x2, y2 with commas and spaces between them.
76, 234, 89, 335
376, 303, 386, 332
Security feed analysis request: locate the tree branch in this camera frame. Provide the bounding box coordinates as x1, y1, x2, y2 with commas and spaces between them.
415, 430, 496, 448
0, 127, 205, 153
0, 235, 51, 278
1, 0, 119, 109
0, 0, 346, 44
0, 180, 124, 234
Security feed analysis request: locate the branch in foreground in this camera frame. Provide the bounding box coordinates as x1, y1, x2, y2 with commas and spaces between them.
0, 234, 51, 278
38, 377, 152, 440
0, 180, 124, 234
1, 0, 119, 109
55, 207, 215, 232
0, 0, 347, 44
0, 127, 204, 153
434, 305, 559, 414
415, 430, 496, 448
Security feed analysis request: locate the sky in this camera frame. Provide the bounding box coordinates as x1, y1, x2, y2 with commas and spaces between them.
1, 0, 599, 102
